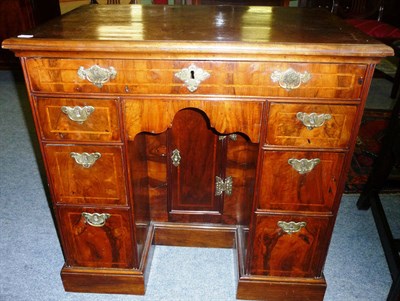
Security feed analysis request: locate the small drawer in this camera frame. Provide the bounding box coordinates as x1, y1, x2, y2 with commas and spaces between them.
249, 213, 331, 277
25, 58, 366, 99
258, 151, 345, 213
265, 103, 358, 148
57, 206, 135, 269
35, 97, 121, 142
44, 144, 127, 205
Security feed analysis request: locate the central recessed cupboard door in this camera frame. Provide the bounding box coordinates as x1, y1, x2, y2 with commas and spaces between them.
167, 109, 226, 222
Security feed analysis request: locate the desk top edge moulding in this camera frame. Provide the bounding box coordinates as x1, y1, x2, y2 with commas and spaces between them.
2, 5, 393, 301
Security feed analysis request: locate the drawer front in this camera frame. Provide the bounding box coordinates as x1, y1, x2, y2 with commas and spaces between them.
258, 151, 345, 213
44, 145, 127, 205
25, 58, 366, 99
265, 103, 358, 148
36, 97, 121, 142
250, 213, 331, 277
58, 206, 134, 268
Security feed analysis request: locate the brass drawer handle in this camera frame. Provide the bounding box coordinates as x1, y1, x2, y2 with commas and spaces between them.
77, 65, 117, 88
215, 176, 233, 196
175, 64, 210, 92
171, 149, 181, 167
271, 68, 311, 91
82, 212, 110, 227
61, 106, 95, 124
296, 112, 332, 130
288, 158, 320, 174
277, 221, 306, 234
70, 152, 101, 168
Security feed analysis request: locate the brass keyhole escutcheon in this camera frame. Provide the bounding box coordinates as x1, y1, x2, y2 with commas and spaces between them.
174, 64, 210, 92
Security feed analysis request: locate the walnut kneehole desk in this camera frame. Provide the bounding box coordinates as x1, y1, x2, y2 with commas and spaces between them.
2, 5, 393, 300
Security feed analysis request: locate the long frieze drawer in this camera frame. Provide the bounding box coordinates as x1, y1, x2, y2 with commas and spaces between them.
57, 206, 135, 269
265, 103, 358, 148
258, 151, 345, 213
249, 213, 332, 278
24, 58, 366, 99
44, 145, 127, 205
35, 97, 121, 142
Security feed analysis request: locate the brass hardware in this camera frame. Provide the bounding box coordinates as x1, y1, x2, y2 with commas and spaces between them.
171, 149, 181, 167
77, 65, 117, 88
70, 152, 101, 168
61, 106, 95, 124
174, 64, 210, 92
215, 176, 233, 196
296, 112, 332, 130
82, 212, 111, 227
288, 158, 320, 174
219, 134, 238, 141
271, 68, 311, 91
277, 221, 306, 234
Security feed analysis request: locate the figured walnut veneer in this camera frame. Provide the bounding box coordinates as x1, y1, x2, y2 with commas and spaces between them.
25, 58, 367, 99
36, 97, 121, 142
2, 4, 393, 301
266, 103, 358, 148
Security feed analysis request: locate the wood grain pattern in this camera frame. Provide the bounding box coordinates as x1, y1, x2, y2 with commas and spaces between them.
25, 58, 366, 99
235, 226, 326, 300
127, 134, 151, 261
124, 98, 263, 143
61, 269, 145, 294
153, 222, 236, 248
60, 222, 155, 294
45, 144, 127, 205
127, 113, 258, 225
236, 276, 326, 301
3, 5, 393, 59
128, 134, 150, 223
258, 151, 345, 213
168, 109, 223, 218
35, 96, 121, 142
265, 103, 358, 148
222, 134, 258, 225
58, 206, 135, 268
142, 134, 169, 222
249, 213, 331, 277
3, 4, 392, 299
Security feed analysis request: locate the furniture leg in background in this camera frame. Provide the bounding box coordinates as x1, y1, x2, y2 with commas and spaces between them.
391, 41, 400, 99
357, 93, 400, 301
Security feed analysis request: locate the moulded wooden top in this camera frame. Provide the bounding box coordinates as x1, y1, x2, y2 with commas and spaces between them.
2, 5, 393, 58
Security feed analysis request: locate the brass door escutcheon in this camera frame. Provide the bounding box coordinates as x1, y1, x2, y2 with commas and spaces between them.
82, 212, 111, 227
288, 158, 320, 174
175, 64, 210, 92
77, 65, 117, 88
171, 149, 181, 167
61, 105, 95, 124
271, 68, 311, 91
70, 152, 101, 168
296, 112, 332, 130
277, 221, 306, 234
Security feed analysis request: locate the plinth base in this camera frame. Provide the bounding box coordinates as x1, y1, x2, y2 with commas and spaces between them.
61, 223, 326, 300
